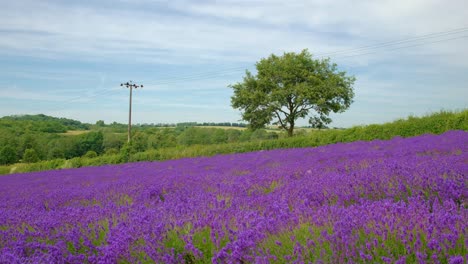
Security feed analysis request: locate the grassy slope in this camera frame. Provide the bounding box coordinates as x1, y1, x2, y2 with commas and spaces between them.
1, 109, 466, 175
58, 130, 91, 136
195, 126, 247, 130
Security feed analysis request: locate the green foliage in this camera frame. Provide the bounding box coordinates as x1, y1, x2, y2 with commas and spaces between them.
212, 129, 228, 144
230, 49, 355, 136
178, 127, 211, 146
161, 225, 228, 263
251, 129, 278, 141
47, 142, 66, 159
130, 132, 148, 152
176, 127, 276, 146
0, 114, 88, 131
103, 133, 126, 151
259, 223, 465, 263
83, 151, 98, 159
0, 165, 11, 175
226, 129, 241, 142
261, 224, 331, 263
20, 134, 38, 155
10, 158, 66, 173
105, 148, 119, 155
68, 157, 83, 168
75, 131, 104, 156
0, 146, 18, 165
22, 148, 40, 163
1, 110, 466, 175
119, 142, 135, 163
146, 129, 177, 149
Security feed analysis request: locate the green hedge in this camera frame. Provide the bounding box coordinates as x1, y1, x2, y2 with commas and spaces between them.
1, 109, 466, 175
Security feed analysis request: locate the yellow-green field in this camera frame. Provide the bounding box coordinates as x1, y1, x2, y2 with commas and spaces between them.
194, 126, 247, 130
59, 130, 90, 136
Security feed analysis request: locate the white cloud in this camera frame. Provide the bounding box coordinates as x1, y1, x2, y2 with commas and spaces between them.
0, 86, 71, 102
2, 0, 465, 65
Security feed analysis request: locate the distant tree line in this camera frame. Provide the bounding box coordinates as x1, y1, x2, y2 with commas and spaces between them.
1, 114, 89, 132
0, 129, 105, 165
132, 122, 247, 128
0, 114, 275, 165
94, 120, 248, 128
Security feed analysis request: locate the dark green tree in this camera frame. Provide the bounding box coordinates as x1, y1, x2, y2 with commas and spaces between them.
0, 146, 18, 165
147, 129, 177, 149
22, 148, 39, 163
178, 127, 201, 146
48, 145, 66, 159
103, 133, 126, 151
20, 134, 37, 152
230, 49, 355, 136
62, 137, 80, 159
76, 131, 104, 155
119, 142, 136, 163
131, 132, 148, 152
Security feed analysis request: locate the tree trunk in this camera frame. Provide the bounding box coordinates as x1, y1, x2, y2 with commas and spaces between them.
287, 122, 295, 137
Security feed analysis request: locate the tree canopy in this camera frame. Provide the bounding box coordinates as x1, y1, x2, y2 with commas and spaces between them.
230, 49, 355, 136
0, 114, 89, 131
0, 114, 280, 165
0, 146, 17, 165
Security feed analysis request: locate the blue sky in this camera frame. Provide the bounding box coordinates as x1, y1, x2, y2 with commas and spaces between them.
0, 0, 467, 127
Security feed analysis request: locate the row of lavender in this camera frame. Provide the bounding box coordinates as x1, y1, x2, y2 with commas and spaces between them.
0, 131, 466, 263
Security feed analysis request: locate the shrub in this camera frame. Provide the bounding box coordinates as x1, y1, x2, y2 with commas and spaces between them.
105, 148, 119, 155
22, 148, 40, 163
83, 151, 98, 159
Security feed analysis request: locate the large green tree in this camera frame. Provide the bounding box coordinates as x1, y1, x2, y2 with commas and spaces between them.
230, 49, 355, 136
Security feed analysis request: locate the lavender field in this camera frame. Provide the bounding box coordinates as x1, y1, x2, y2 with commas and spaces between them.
0, 131, 467, 263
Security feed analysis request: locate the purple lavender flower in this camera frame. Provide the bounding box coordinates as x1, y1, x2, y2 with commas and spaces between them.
0, 131, 466, 262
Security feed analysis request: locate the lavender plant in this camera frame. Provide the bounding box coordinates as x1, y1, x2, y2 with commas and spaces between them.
0, 131, 466, 263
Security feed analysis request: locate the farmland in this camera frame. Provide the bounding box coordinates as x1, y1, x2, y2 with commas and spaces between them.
1, 110, 466, 175
0, 130, 466, 263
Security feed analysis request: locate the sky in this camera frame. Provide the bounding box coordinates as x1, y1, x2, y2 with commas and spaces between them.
0, 0, 467, 128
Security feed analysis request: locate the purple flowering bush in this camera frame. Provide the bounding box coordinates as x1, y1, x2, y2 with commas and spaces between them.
0, 131, 466, 263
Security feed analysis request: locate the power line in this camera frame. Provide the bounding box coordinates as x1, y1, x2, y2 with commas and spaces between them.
59, 87, 118, 104
24, 27, 468, 115
28, 87, 119, 113
144, 27, 468, 86
144, 68, 245, 86
334, 35, 468, 60
314, 27, 468, 57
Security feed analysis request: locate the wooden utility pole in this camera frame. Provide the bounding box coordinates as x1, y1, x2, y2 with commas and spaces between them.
121, 81, 143, 143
